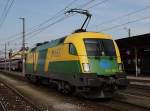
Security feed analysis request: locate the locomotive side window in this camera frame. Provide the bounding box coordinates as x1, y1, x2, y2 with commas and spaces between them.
69, 43, 77, 55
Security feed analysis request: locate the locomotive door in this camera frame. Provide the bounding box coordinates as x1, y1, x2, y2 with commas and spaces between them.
33, 52, 38, 73
33, 53, 35, 72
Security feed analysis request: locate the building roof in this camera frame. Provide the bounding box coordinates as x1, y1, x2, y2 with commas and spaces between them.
116, 33, 150, 49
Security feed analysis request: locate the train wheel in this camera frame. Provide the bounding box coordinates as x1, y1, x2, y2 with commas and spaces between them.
25, 74, 31, 82
25, 74, 37, 83
58, 81, 73, 95
31, 75, 39, 83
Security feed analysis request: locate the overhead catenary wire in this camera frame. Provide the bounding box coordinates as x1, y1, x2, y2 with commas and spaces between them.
0, 33, 22, 43
26, 0, 78, 33
0, 0, 10, 21
0, 0, 78, 43
1, 0, 148, 46
86, 0, 109, 9
18, 0, 100, 42
25, 0, 109, 41
26, 15, 69, 40
0, 0, 80, 54
75, 0, 97, 9
25, 0, 99, 37
0, 0, 109, 50
99, 15, 150, 32
0, 0, 15, 29
90, 4, 150, 29
0, 0, 113, 57
1, 0, 101, 44
7, 0, 86, 53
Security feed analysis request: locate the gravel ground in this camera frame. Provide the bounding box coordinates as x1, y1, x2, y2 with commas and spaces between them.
0, 72, 149, 111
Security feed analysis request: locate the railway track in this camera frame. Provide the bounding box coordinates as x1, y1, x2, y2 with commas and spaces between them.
121, 86, 150, 97
0, 71, 150, 111
0, 81, 41, 111
96, 99, 149, 111
112, 91, 150, 110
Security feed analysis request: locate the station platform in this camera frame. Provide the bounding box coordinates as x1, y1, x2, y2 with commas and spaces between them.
0, 70, 24, 77
127, 76, 150, 88
127, 76, 150, 82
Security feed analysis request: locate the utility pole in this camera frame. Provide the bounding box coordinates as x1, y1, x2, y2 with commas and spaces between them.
9, 49, 12, 72
4, 43, 7, 71
134, 47, 138, 77
20, 18, 25, 75
128, 28, 131, 37
124, 27, 131, 37
124, 27, 138, 76
126, 28, 138, 76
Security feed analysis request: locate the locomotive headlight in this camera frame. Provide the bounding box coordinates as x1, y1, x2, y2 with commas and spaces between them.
82, 63, 90, 72
118, 63, 123, 72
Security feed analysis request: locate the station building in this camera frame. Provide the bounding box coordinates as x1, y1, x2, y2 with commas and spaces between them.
116, 33, 150, 76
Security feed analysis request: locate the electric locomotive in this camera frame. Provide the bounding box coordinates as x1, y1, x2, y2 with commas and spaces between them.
25, 9, 128, 98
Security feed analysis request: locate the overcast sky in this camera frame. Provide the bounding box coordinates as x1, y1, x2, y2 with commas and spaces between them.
0, 0, 150, 54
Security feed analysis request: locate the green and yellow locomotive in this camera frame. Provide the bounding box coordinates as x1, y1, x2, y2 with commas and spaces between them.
25, 32, 128, 98
25, 9, 128, 98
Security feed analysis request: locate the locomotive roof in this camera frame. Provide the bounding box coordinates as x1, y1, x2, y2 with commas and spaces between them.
31, 37, 66, 51
64, 32, 111, 44
30, 32, 112, 51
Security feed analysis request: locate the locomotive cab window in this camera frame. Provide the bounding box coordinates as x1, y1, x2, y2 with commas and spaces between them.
84, 39, 116, 56
69, 43, 77, 55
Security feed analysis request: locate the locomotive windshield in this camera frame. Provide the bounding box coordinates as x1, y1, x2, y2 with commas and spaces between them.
84, 39, 116, 56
